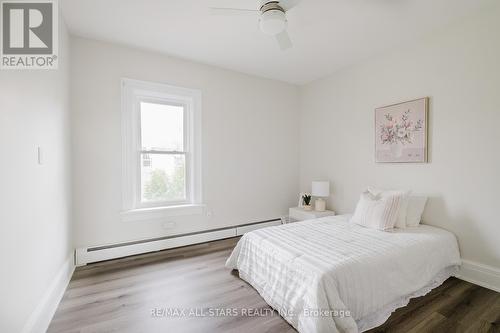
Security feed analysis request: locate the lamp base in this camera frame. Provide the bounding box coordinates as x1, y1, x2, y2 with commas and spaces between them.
314, 198, 326, 212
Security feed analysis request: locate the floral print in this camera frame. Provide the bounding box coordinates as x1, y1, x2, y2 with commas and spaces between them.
379, 109, 423, 145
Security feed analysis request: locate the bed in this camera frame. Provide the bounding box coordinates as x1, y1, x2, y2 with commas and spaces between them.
226, 215, 461, 333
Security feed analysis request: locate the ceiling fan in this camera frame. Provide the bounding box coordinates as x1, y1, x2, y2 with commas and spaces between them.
209, 0, 300, 50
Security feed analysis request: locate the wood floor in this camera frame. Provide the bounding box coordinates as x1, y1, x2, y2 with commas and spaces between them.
48, 238, 500, 333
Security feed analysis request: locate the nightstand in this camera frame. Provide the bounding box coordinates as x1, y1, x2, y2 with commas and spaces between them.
288, 207, 336, 223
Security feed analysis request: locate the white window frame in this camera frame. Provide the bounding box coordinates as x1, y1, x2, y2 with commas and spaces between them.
121, 79, 202, 218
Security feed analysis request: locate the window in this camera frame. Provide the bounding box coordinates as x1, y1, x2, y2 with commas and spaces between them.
140, 101, 187, 204
122, 79, 202, 215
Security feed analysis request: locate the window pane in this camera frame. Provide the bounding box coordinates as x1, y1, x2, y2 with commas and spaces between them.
140, 102, 184, 151
141, 154, 186, 203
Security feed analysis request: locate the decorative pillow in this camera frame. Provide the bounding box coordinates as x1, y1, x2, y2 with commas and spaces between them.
367, 187, 411, 229
351, 191, 404, 230
406, 195, 428, 227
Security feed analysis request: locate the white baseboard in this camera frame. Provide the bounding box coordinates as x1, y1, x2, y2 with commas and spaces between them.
76, 219, 282, 266
22, 254, 75, 333
456, 259, 500, 293
76, 228, 236, 266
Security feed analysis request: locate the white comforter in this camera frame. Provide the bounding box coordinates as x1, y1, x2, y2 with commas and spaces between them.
226, 215, 461, 333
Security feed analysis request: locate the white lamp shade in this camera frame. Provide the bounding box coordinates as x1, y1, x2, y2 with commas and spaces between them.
311, 181, 330, 197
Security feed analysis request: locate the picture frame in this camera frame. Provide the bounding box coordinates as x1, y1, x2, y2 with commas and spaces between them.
298, 192, 305, 207
375, 97, 429, 163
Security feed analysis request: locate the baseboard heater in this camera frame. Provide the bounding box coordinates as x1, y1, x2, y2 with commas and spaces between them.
75, 218, 282, 266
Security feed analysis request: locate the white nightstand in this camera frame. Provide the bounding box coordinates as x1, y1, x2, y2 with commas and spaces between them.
288, 207, 336, 223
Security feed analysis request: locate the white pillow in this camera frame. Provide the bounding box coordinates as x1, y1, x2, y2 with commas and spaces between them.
367, 187, 411, 229
406, 196, 428, 227
351, 191, 404, 230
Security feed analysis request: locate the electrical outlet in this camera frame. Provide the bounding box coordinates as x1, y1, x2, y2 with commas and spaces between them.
162, 222, 176, 229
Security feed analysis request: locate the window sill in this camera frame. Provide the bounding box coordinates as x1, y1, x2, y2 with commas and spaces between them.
121, 204, 206, 222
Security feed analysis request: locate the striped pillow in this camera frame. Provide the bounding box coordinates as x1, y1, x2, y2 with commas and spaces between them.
367, 187, 411, 229
351, 191, 404, 230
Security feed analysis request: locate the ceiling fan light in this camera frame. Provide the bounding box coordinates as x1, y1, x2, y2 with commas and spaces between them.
259, 9, 287, 35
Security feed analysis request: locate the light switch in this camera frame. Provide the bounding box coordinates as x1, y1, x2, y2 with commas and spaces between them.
37, 147, 43, 165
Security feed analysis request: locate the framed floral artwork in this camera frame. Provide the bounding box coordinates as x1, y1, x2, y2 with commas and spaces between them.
375, 97, 428, 163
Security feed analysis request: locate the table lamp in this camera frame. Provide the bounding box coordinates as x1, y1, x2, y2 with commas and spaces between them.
311, 181, 330, 212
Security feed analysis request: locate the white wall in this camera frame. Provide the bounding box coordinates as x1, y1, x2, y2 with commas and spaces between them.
299, 5, 500, 269
0, 19, 72, 333
71, 37, 299, 248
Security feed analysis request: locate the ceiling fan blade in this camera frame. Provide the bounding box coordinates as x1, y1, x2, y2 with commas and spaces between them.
275, 30, 292, 50
278, 0, 301, 11
209, 7, 259, 16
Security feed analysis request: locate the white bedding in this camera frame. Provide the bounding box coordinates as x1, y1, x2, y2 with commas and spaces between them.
226, 215, 461, 333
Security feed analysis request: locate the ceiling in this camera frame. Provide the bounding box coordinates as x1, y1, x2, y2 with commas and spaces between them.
60, 0, 495, 85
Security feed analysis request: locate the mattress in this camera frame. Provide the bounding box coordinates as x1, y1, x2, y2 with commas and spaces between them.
226, 215, 461, 333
